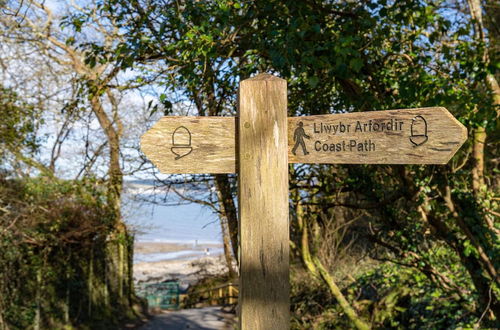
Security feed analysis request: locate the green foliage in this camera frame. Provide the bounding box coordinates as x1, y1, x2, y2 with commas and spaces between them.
0, 86, 40, 163
292, 255, 480, 329
347, 260, 478, 329
0, 176, 131, 329
63, 0, 497, 125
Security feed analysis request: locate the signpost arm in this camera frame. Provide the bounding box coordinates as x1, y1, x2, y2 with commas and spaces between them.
238, 74, 289, 329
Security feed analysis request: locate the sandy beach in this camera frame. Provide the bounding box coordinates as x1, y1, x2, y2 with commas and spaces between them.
135, 241, 223, 254
133, 241, 230, 288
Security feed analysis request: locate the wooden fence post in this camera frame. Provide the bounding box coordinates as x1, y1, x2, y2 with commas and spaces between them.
238, 73, 289, 329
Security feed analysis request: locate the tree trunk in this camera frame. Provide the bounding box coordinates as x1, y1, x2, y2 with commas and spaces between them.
441, 183, 498, 284
64, 254, 70, 324
312, 256, 371, 330
467, 0, 500, 197
34, 268, 41, 330
296, 200, 318, 276
295, 183, 369, 329
0, 293, 6, 330
427, 209, 500, 322
89, 93, 123, 217
463, 2, 500, 322
471, 127, 486, 195
88, 242, 94, 318
221, 215, 238, 278
214, 175, 239, 263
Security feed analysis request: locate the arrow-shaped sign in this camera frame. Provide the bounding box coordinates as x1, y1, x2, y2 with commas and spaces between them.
140, 107, 467, 174
288, 107, 467, 165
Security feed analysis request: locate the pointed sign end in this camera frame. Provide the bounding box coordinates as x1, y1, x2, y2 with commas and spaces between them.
437, 107, 468, 164
438, 106, 468, 144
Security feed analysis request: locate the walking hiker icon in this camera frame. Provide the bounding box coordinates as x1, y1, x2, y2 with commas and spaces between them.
292, 121, 310, 155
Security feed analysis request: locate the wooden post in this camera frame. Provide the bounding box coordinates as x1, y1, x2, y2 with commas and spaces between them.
238, 74, 289, 329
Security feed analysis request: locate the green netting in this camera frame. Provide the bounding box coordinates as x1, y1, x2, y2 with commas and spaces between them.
137, 281, 180, 309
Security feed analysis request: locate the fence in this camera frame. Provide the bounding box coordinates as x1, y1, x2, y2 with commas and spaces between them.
136, 281, 180, 310
137, 281, 238, 310
185, 282, 239, 308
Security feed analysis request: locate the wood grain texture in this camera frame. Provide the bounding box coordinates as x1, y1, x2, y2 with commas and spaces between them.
140, 117, 236, 174
141, 108, 466, 174
288, 107, 467, 164
238, 74, 290, 330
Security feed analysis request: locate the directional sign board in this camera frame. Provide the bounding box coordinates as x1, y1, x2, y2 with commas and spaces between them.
141, 107, 467, 174
288, 107, 467, 165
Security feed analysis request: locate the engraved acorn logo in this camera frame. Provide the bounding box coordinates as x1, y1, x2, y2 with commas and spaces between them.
410, 115, 428, 146
171, 126, 193, 160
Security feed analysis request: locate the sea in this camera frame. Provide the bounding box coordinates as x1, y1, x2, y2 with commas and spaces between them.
122, 180, 224, 263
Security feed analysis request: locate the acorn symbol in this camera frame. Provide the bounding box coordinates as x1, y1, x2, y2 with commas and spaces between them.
171, 126, 193, 160
410, 115, 428, 146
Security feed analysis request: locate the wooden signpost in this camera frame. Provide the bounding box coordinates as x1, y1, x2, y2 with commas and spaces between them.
140, 74, 467, 329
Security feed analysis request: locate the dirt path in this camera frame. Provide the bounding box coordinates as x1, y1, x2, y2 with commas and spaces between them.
139, 307, 235, 330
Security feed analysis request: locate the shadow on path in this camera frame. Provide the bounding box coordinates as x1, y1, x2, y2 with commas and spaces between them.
139, 307, 235, 330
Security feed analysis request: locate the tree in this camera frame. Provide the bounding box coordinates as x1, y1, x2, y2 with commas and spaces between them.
0, 0, 147, 317
68, 0, 499, 326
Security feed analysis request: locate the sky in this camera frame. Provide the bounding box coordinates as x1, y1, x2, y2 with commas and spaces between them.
0, 0, 223, 246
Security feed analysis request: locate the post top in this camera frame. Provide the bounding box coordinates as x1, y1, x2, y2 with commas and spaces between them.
244, 73, 284, 82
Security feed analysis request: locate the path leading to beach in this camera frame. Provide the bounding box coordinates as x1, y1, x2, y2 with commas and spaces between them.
139, 307, 235, 330
133, 242, 236, 329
